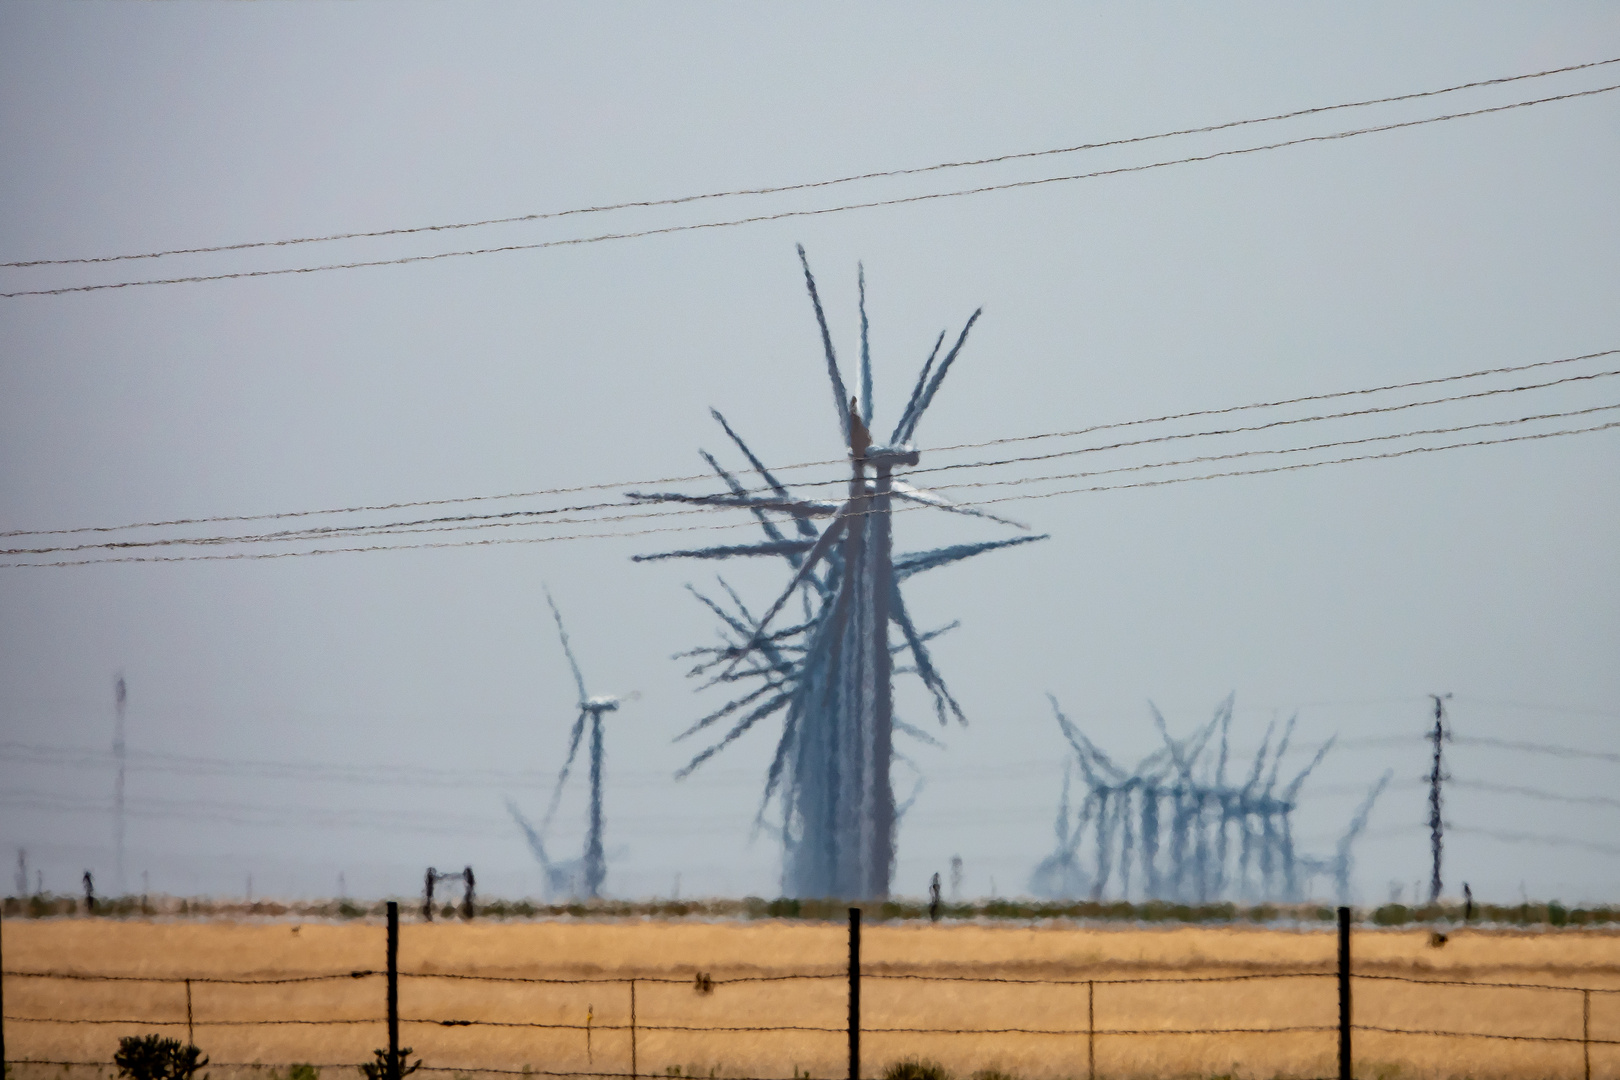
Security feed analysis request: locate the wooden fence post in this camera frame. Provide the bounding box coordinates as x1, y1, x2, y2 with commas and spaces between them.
2, 902, 7, 1078
1087, 979, 1095, 1080
387, 901, 400, 1080
849, 907, 861, 1080
1337, 906, 1352, 1080
1584, 988, 1591, 1080
629, 979, 638, 1079
185, 978, 194, 1046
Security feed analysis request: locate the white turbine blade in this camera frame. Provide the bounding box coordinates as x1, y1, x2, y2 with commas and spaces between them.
891, 480, 1030, 530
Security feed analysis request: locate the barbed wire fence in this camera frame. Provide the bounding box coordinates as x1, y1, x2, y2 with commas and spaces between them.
2, 906, 1614, 1080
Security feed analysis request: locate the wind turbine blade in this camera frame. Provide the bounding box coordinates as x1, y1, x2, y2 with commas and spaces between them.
701, 449, 796, 554
890, 481, 1032, 530
634, 540, 818, 563
540, 709, 589, 834
858, 263, 874, 427
1055, 761, 1073, 846
1215, 695, 1233, 788
1283, 734, 1338, 803
891, 330, 945, 445
1242, 719, 1276, 795
893, 716, 947, 749
1048, 694, 1125, 782
711, 408, 819, 539
676, 691, 792, 779
505, 798, 553, 871
893, 533, 1049, 581
545, 589, 589, 705
1264, 713, 1298, 795
890, 583, 964, 725
674, 676, 786, 742
1149, 702, 1194, 779
715, 504, 851, 679
1337, 769, 1394, 855
756, 708, 801, 831
897, 308, 981, 444
797, 244, 851, 446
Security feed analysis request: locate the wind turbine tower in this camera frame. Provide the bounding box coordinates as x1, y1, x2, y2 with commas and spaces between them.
632, 248, 1046, 899
510, 591, 632, 900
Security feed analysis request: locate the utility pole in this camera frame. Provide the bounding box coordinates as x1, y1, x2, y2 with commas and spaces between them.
114, 674, 127, 895
1426, 693, 1450, 906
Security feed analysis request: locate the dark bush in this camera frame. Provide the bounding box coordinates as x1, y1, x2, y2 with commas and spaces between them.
357, 1048, 421, 1080
883, 1060, 951, 1080
114, 1035, 208, 1080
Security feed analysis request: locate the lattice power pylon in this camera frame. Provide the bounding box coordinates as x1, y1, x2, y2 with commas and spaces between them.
632, 248, 1046, 900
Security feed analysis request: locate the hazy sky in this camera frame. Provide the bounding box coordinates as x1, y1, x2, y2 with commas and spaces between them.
2, 3, 1617, 907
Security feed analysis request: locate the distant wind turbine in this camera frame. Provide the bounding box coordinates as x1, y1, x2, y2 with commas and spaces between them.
509, 589, 634, 899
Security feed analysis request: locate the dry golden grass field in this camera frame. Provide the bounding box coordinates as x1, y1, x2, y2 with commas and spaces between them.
4, 916, 1618, 1080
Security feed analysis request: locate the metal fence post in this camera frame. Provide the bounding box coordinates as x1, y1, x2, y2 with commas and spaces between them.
629, 979, 638, 1079
1337, 906, 1352, 1080
1086, 979, 1095, 1080
849, 907, 861, 1080
387, 900, 400, 1080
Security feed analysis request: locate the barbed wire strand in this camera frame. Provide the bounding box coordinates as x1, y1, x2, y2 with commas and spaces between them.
5, 346, 1611, 541
8, 56, 1615, 270
4, 82, 1615, 300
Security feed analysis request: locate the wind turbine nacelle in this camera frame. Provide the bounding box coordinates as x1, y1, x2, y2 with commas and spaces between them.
584, 695, 622, 712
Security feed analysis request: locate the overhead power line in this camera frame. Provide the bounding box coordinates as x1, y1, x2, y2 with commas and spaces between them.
4, 417, 1614, 568
1445, 826, 1620, 857
1449, 779, 1620, 810
6, 55, 1614, 271
4, 346, 1614, 542
8, 399, 1614, 561
5, 81, 1617, 299
1450, 736, 1620, 765
4, 396, 1613, 559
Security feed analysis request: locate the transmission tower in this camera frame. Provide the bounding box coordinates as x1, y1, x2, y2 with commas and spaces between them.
1427, 692, 1451, 905
114, 673, 127, 895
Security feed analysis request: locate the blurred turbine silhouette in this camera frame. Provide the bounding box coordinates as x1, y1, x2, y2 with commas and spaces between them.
631, 248, 1046, 899
1033, 696, 1389, 905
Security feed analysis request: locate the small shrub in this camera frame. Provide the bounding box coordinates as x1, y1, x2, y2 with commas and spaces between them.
1372, 904, 1412, 926
357, 1049, 421, 1080
972, 1070, 1020, 1080
114, 1035, 208, 1080
883, 1060, 951, 1080
274, 1066, 319, 1080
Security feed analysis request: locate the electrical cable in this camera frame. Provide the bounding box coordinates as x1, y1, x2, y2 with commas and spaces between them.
1448, 779, 1620, 810
4, 81, 1616, 299
900, 402, 1620, 500
6, 56, 1614, 271
4, 417, 1613, 568
11, 396, 1614, 562
1450, 736, 1620, 764
5, 346, 1611, 542
6, 372, 1614, 559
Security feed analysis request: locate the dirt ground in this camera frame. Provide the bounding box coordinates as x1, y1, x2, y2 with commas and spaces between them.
4, 915, 1617, 1080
